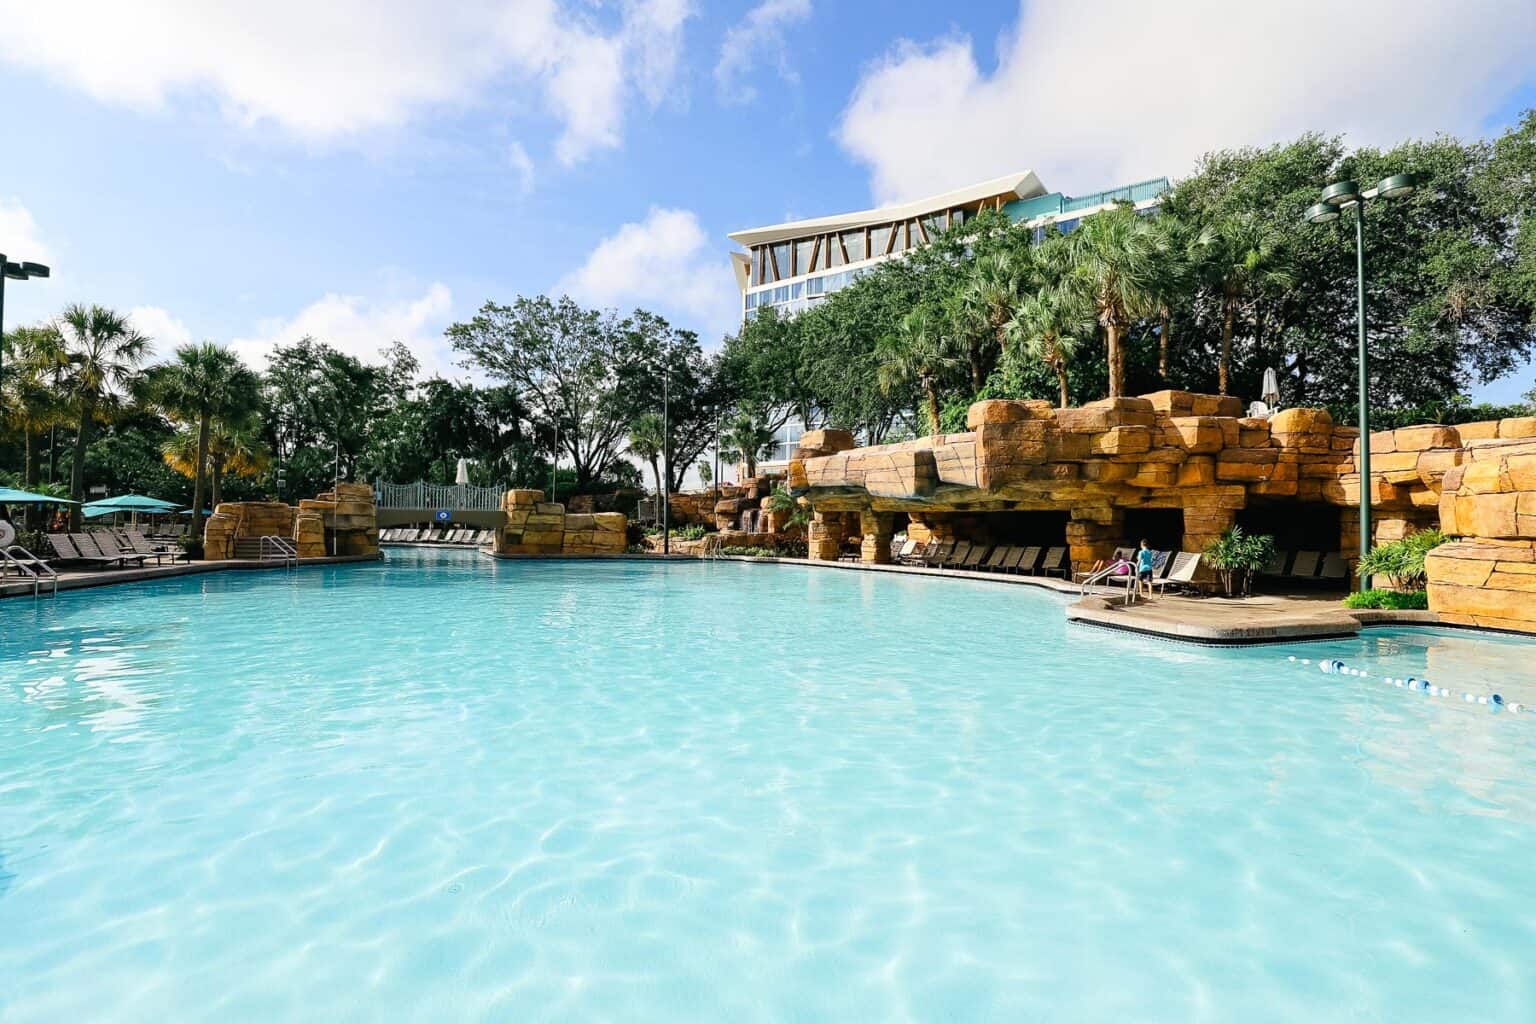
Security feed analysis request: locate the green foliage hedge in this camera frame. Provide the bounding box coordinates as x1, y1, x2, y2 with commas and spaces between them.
1343, 589, 1430, 610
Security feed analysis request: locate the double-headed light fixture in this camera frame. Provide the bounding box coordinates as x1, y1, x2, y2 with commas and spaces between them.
0, 253, 53, 392
1301, 173, 1416, 583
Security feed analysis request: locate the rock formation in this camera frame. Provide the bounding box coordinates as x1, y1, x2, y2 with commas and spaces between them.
495, 489, 626, 556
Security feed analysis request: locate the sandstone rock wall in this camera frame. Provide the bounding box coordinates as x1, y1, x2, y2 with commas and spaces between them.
792, 390, 1536, 631
495, 489, 626, 556
202, 482, 378, 560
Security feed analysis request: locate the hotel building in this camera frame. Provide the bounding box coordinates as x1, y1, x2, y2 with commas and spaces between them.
727, 170, 1170, 465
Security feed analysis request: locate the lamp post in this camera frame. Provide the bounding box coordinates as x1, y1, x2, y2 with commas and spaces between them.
1302, 172, 1416, 588
0, 254, 52, 396
661, 345, 672, 556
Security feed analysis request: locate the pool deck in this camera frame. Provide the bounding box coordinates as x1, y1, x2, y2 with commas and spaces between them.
686, 553, 1444, 646
0, 553, 382, 600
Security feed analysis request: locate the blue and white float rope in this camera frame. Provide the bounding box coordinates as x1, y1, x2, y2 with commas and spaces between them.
1288, 655, 1525, 714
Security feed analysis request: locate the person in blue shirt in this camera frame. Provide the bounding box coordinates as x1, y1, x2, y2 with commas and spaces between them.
1136, 538, 1157, 597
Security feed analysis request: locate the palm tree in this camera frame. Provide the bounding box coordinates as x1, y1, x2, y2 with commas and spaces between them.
164, 413, 270, 509
1067, 205, 1161, 398
56, 305, 151, 528
877, 305, 963, 435
720, 409, 776, 479
0, 324, 67, 491
1005, 281, 1097, 409
959, 248, 1031, 389
1198, 213, 1292, 395
627, 412, 666, 508
1146, 215, 1197, 380
142, 342, 259, 532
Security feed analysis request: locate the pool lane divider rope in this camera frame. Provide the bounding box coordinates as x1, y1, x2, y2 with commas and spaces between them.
1288, 656, 1526, 716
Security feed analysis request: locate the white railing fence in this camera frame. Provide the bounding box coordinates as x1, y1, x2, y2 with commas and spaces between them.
374, 480, 507, 511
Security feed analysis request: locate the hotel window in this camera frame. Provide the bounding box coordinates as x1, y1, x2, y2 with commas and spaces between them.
753, 248, 767, 286
825, 235, 843, 268
842, 229, 864, 263
795, 238, 815, 276
806, 275, 825, 296
773, 285, 790, 304
771, 242, 790, 280
869, 224, 890, 257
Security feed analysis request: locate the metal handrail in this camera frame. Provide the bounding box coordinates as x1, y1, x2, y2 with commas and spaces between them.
258, 535, 298, 567
2, 544, 60, 598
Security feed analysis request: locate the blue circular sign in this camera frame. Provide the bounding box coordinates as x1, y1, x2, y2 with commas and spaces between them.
434, 509, 451, 522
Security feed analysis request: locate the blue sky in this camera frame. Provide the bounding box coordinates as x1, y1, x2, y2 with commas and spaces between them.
1, 0, 1533, 400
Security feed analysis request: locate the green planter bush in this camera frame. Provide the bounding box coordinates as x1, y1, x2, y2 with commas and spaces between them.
1202, 526, 1276, 597
1343, 589, 1430, 611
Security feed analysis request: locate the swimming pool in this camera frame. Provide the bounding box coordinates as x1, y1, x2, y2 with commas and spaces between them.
3, 549, 1534, 1021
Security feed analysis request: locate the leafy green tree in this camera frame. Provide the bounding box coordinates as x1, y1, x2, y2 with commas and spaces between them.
1, 324, 67, 491
1066, 205, 1161, 398
627, 412, 665, 501
56, 304, 151, 527
141, 342, 260, 527
720, 407, 776, 479
1005, 269, 1096, 408
878, 304, 963, 434
448, 295, 660, 491
261, 336, 393, 498
1197, 213, 1292, 395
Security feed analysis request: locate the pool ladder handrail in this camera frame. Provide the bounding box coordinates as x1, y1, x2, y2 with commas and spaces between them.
258, 535, 299, 568
2, 544, 60, 598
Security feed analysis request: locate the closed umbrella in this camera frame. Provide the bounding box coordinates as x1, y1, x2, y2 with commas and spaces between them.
455, 458, 471, 486
1261, 367, 1281, 409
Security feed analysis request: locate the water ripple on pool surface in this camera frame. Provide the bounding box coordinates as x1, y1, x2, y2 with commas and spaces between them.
3, 549, 1536, 1021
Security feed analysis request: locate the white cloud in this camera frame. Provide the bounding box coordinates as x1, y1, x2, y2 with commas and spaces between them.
231, 283, 457, 376
127, 306, 193, 352
838, 0, 1536, 204
508, 141, 537, 196
0, 1, 693, 164
714, 0, 812, 104
557, 207, 739, 343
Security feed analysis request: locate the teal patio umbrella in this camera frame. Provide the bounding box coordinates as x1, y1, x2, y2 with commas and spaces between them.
0, 486, 78, 505
80, 493, 178, 514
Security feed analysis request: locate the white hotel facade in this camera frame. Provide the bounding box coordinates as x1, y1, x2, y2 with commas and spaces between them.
727, 170, 1170, 468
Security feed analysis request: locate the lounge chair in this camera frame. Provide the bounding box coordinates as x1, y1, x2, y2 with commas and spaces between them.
1150, 552, 1203, 595
124, 529, 187, 564
1290, 551, 1322, 579
47, 533, 125, 569
901, 540, 933, 565
955, 544, 989, 570
1008, 546, 1040, 574
78, 532, 150, 568
1261, 549, 1290, 577
981, 545, 1012, 571
922, 541, 954, 568
479, 530, 495, 545
1036, 547, 1070, 578
1319, 552, 1349, 581
941, 541, 973, 569
893, 538, 918, 563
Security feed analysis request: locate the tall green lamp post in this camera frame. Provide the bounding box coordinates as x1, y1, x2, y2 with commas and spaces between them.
0, 254, 52, 395
1303, 173, 1416, 587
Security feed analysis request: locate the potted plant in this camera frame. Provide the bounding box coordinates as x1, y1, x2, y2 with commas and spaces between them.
1203, 526, 1276, 597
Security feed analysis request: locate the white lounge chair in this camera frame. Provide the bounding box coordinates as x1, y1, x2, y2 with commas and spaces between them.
1150, 552, 1203, 595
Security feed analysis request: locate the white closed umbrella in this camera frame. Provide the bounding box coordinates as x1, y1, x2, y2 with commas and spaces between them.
455, 458, 471, 486
1261, 367, 1281, 408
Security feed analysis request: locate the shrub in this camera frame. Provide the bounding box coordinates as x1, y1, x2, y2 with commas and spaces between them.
765, 485, 809, 529
1356, 528, 1445, 591
1343, 589, 1430, 611
1203, 526, 1276, 596
678, 524, 707, 541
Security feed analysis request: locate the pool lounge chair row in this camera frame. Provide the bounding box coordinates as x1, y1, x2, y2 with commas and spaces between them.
893, 539, 1072, 577
46, 530, 188, 569
1260, 549, 1351, 581
1073, 548, 1204, 596
380, 527, 495, 546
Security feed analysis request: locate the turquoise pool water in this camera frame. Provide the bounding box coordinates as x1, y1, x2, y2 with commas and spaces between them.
3, 550, 1535, 1021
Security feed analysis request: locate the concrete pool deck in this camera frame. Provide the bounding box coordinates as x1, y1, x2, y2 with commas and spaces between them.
678, 553, 1445, 646
0, 553, 382, 600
